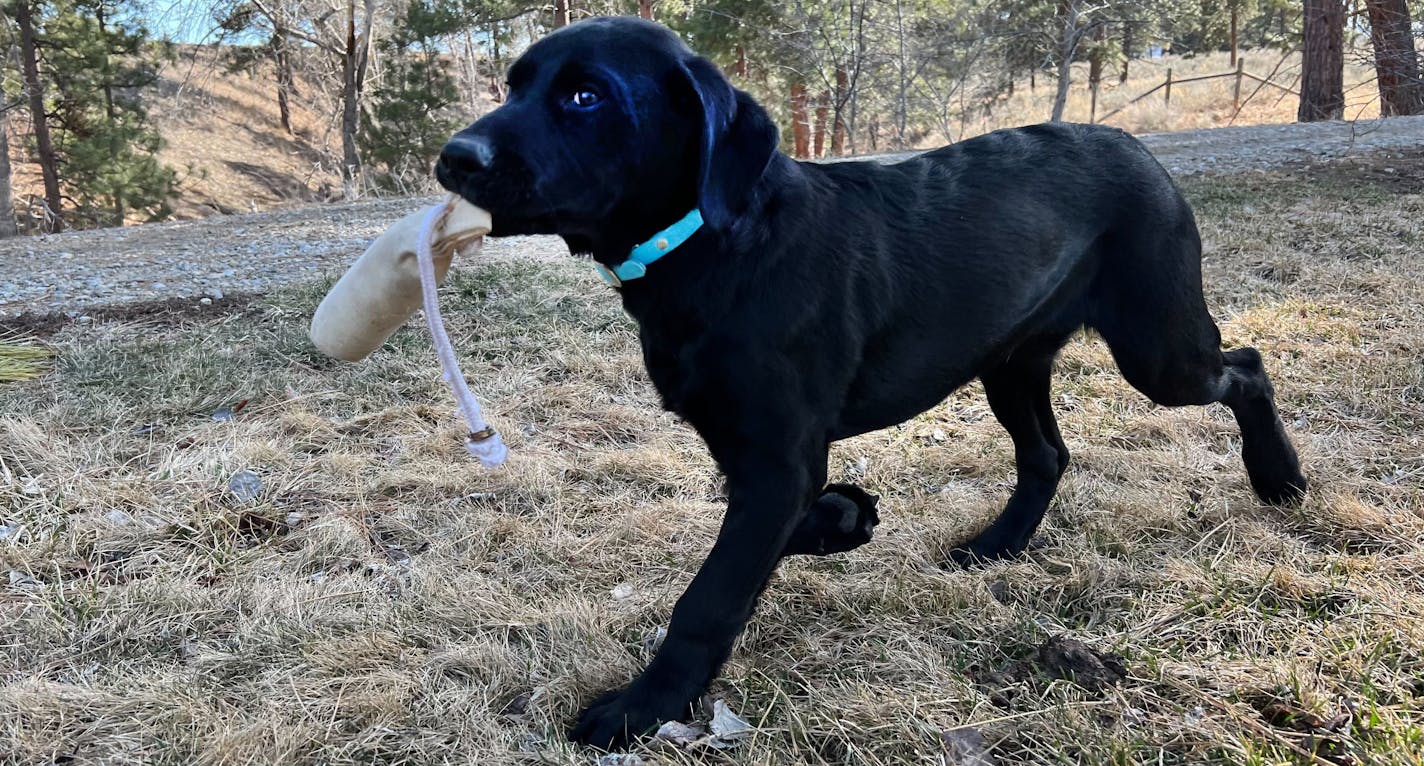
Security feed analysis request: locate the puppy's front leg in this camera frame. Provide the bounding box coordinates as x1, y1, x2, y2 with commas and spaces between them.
570, 430, 825, 749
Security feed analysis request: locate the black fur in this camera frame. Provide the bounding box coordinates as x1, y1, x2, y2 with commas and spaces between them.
436, 17, 1307, 749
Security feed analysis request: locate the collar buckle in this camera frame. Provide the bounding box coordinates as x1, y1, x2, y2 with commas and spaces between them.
594, 208, 703, 286
593, 262, 622, 287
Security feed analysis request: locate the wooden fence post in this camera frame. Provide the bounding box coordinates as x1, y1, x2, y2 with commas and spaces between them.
1165, 68, 1173, 105
1233, 58, 1244, 110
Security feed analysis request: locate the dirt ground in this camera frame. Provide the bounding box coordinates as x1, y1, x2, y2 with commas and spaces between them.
1, 142, 1421, 764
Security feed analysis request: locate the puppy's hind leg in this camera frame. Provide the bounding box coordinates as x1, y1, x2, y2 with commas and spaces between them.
1090, 206, 1306, 505
1105, 338, 1308, 506
950, 345, 1069, 567
781, 484, 880, 558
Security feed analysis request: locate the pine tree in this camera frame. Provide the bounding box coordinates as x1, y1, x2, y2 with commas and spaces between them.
26, 0, 175, 228
1299, 0, 1345, 121
1365, 0, 1424, 116
9, 0, 64, 229
360, 0, 464, 188
0, 101, 16, 237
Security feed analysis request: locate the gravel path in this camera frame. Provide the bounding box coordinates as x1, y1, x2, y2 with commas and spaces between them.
4, 115, 1423, 320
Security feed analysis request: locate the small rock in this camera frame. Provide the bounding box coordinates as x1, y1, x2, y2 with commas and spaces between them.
845, 456, 869, 480
384, 544, 412, 566
199, 297, 212, 306
285, 510, 307, 527
228, 470, 263, 503
0, 524, 21, 542
611, 582, 634, 601
596, 755, 644, 766
8, 570, 39, 588
103, 509, 134, 526
499, 691, 531, 718
210, 289, 225, 300
941, 727, 995, 765
514, 733, 544, 753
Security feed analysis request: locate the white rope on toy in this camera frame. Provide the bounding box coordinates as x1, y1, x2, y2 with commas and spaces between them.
415, 203, 508, 467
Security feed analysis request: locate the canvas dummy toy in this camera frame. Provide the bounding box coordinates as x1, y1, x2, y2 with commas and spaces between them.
309, 195, 507, 466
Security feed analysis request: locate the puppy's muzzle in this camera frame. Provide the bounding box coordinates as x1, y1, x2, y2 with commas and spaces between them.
435, 133, 495, 190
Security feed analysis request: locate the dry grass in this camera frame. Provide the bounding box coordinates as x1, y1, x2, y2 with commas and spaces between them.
3, 158, 1424, 765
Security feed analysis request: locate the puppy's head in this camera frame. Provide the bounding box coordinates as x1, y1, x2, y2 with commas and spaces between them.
435, 17, 778, 244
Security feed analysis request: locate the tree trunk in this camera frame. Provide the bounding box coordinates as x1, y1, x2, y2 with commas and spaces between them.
1299, 0, 1346, 121
1120, 21, 1133, 82
1088, 24, 1104, 87
789, 80, 810, 158
1088, 24, 1104, 123
813, 90, 829, 157
733, 44, 746, 78
0, 108, 17, 238
1051, 0, 1082, 121
96, 2, 124, 227
831, 65, 848, 155
638, 0, 653, 20
893, 0, 908, 148
553, 0, 569, 27
14, 0, 63, 230
1365, 0, 1424, 116
1230, 0, 1239, 67
274, 32, 295, 134
340, 0, 373, 199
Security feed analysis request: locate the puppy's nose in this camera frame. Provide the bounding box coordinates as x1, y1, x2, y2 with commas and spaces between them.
439, 134, 495, 173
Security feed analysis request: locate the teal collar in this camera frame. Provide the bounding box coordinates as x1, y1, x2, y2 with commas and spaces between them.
593, 208, 704, 287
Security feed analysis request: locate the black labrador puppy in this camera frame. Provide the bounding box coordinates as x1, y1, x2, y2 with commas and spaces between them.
436, 16, 1307, 749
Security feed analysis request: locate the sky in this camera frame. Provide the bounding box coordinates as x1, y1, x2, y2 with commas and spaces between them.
138, 0, 246, 45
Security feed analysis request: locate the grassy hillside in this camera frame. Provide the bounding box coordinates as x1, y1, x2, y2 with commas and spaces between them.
151, 46, 345, 219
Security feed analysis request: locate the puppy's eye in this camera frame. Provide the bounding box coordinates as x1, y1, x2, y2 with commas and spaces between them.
570, 88, 602, 108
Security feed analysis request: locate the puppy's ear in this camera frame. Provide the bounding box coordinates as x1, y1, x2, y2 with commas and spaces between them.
677, 56, 779, 231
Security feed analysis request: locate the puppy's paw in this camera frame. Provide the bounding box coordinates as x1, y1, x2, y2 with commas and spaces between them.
1246, 455, 1308, 507
947, 530, 1031, 569
784, 484, 880, 557
568, 685, 689, 750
